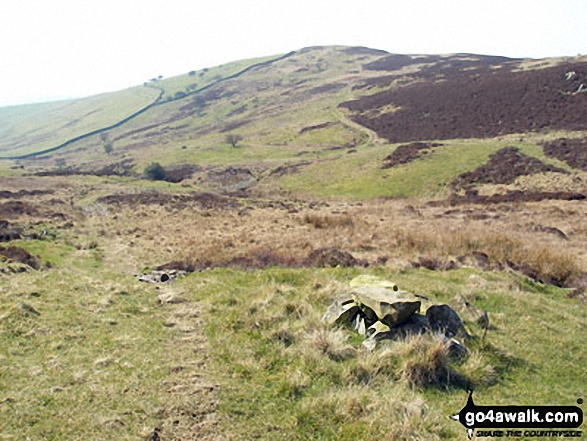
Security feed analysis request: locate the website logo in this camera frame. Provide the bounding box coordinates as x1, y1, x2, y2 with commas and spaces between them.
450, 390, 583, 439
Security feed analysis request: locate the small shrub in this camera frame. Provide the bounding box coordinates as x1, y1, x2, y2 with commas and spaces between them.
225, 134, 243, 148
103, 141, 113, 155
144, 162, 166, 181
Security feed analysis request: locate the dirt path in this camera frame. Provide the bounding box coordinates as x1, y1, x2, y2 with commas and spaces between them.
332, 106, 381, 147
155, 286, 220, 440
98, 235, 221, 440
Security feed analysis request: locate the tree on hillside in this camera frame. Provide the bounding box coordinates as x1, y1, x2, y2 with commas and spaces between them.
103, 141, 114, 155
225, 134, 243, 148
144, 162, 166, 181
100, 132, 113, 155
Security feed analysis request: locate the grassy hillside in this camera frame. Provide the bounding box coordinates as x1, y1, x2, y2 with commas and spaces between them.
0, 54, 285, 159
1, 46, 587, 440
0, 86, 159, 158
1, 184, 586, 439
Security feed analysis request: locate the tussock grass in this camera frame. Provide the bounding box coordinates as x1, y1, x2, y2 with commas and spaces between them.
172, 263, 587, 438
396, 334, 461, 388
182, 268, 543, 439
303, 212, 355, 229
302, 327, 357, 361
391, 224, 581, 285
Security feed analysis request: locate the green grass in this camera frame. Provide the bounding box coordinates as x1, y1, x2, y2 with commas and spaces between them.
178, 267, 586, 439
12, 46, 385, 170
0, 53, 288, 160
279, 139, 508, 199
0, 232, 209, 439
0, 86, 159, 158
2, 243, 585, 439
0, 272, 170, 439
156, 54, 283, 101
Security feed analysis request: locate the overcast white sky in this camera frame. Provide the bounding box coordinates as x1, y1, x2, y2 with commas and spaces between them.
1, 0, 585, 107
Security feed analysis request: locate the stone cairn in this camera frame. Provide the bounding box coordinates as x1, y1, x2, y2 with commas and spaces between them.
322, 276, 485, 353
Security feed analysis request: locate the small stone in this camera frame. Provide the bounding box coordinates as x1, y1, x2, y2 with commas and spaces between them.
354, 315, 366, 336
447, 338, 468, 358
426, 304, 469, 339
321, 295, 357, 325
362, 338, 377, 351
19, 303, 40, 316
157, 292, 186, 304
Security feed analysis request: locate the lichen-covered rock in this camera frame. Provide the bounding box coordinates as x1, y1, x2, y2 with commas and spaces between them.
352, 286, 421, 327
324, 276, 472, 352
349, 275, 399, 291
321, 295, 360, 326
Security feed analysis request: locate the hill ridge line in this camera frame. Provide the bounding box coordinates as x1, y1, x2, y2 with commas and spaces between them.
0, 51, 297, 161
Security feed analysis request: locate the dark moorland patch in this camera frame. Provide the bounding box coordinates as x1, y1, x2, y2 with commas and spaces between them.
382, 142, 444, 169
162, 164, 201, 183
0, 189, 54, 199
35, 159, 136, 178
269, 161, 313, 177
341, 60, 587, 143
341, 46, 388, 56
0, 245, 42, 270
156, 247, 367, 273
0, 201, 39, 218
0, 220, 22, 242
363, 54, 442, 71
452, 147, 567, 188
306, 83, 346, 95
441, 190, 586, 205
299, 122, 332, 134
543, 137, 587, 171
96, 191, 239, 210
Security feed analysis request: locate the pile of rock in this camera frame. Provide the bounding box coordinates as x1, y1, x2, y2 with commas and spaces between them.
136, 269, 185, 284
322, 276, 478, 352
